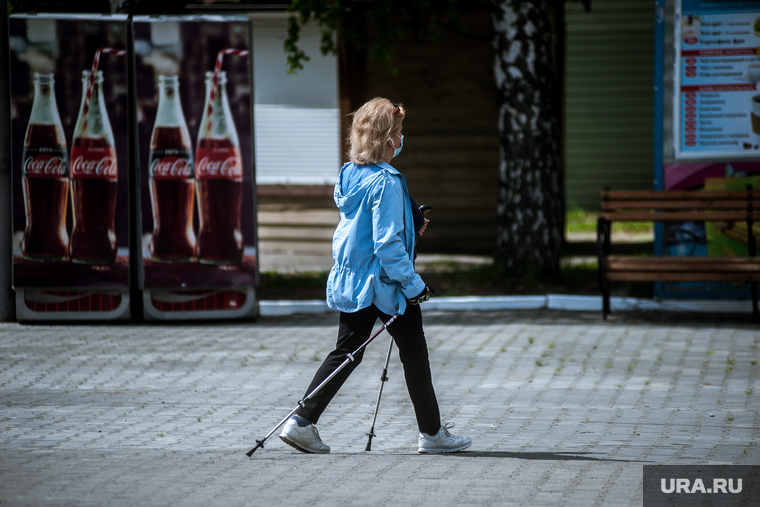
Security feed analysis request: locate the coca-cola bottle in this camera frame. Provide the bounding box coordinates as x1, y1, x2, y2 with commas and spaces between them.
69, 70, 118, 264
21, 73, 69, 261
149, 75, 195, 262
195, 71, 243, 265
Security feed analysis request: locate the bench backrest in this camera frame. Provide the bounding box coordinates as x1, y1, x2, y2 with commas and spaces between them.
600, 190, 760, 222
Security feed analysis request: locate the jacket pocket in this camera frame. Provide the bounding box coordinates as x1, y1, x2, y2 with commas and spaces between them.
378, 268, 398, 286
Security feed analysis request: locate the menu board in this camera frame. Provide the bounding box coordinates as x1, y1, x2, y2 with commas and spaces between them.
675, 0, 760, 158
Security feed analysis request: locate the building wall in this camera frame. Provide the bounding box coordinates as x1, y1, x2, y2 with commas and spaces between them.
261, 8, 500, 258
264, 5, 665, 257
355, 9, 501, 256
253, 1, 657, 264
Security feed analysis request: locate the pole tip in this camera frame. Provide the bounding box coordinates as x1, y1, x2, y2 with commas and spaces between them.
246, 440, 264, 457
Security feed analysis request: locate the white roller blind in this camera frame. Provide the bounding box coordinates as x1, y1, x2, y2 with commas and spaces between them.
252, 14, 341, 185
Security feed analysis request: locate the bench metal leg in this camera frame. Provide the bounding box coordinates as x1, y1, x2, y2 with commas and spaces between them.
752, 281, 758, 324
597, 217, 611, 320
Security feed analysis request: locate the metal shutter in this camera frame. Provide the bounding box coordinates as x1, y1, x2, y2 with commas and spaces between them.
565, 0, 655, 210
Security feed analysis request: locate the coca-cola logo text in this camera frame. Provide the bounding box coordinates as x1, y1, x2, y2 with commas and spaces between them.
72, 156, 117, 178
24, 155, 67, 177
151, 157, 192, 179
196, 156, 242, 179
70, 147, 118, 179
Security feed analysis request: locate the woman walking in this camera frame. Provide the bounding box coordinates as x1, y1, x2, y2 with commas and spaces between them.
279, 97, 472, 454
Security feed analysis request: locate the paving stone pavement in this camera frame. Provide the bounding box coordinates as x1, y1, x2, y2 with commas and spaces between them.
0, 309, 758, 506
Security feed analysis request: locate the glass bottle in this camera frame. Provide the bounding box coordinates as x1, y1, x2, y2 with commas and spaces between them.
69, 70, 118, 264
149, 75, 195, 262
195, 71, 243, 265
21, 73, 70, 261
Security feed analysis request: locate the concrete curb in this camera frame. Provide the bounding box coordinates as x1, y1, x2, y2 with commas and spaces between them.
259, 295, 753, 316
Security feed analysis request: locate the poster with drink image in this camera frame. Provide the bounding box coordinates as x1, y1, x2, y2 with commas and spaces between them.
132, 17, 256, 291
657, 160, 760, 301
8, 15, 130, 291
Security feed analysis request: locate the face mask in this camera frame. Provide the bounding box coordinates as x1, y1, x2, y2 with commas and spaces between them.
391, 134, 404, 158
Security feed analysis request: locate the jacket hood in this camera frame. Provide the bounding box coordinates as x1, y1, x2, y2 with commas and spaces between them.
334, 162, 399, 215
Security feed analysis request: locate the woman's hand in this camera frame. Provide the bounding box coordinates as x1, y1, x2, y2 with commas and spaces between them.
407, 286, 434, 305
418, 218, 429, 237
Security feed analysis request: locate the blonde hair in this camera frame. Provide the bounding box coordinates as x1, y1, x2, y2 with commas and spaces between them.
348, 97, 405, 165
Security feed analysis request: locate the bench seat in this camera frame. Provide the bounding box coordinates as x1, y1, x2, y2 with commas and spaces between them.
597, 188, 759, 321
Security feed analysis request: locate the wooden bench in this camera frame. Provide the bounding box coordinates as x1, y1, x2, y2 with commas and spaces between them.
597, 188, 760, 321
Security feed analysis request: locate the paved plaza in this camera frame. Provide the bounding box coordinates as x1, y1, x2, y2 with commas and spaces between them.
0, 308, 758, 506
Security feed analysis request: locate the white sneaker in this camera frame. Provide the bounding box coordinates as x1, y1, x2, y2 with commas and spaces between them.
279, 417, 330, 454
418, 423, 472, 453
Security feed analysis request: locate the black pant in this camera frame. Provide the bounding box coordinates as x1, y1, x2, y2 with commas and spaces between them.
295, 304, 441, 435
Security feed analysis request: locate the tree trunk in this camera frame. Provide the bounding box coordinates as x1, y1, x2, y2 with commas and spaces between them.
491, 0, 563, 276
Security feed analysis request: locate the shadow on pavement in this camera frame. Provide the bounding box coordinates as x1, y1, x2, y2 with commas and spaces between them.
447, 451, 650, 463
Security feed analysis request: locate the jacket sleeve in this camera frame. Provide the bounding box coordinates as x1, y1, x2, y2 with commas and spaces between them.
370, 174, 426, 298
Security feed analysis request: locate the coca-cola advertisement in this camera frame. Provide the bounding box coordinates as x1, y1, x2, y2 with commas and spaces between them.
9, 15, 130, 314
133, 16, 256, 311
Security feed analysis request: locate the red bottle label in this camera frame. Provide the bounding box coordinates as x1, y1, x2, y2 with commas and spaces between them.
150, 150, 194, 180
195, 146, 242, 180
70, 146, 118, 180
23, 148, 68, 178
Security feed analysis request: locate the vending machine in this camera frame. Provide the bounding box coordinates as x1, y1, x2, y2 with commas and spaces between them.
9, 14, 132, 321
132, 16, 258, 320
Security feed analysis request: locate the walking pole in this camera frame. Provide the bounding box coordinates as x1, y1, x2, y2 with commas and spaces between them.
365, 336, 394, 451
246, 313, 400, 457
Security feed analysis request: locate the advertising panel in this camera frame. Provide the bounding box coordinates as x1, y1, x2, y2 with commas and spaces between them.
674, 0, 760, 159
132, 16, 257, 319
9, 14, 131, 319
655, 1, 760, 301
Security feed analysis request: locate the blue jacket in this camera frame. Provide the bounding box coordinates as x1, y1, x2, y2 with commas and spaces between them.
326, 161, 426, 315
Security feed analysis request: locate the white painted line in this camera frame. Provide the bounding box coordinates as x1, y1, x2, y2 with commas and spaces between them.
259, 295, 752, 316
547, 294, 600, 311
422, 296, 547, 311
260, 300, 330, 316
610, 297, 751, 314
